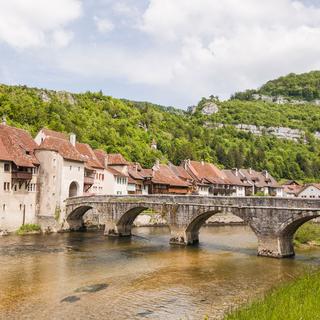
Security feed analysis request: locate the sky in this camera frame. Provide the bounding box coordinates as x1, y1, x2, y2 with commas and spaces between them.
1, 0, 320, 108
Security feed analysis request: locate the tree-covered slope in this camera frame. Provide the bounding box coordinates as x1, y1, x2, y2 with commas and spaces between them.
232, 70, 320, 102
1, 83, 320, 182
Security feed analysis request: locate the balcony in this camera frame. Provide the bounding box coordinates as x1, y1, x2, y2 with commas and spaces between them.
84, 176, 94, 185
12, 171, 32, 180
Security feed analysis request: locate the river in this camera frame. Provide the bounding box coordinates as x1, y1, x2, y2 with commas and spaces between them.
0, 226, 319, 320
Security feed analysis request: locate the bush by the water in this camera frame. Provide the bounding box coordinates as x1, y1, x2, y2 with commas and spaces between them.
224, 271, 320, 320
17, 224, 41, 235
294, 222, 320, 246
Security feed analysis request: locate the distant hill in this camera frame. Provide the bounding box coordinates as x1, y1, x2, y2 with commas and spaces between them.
232, 71, 320, 102
2, 78, 320, 182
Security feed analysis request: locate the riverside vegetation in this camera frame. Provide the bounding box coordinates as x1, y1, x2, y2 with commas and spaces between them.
224, 271, 320, 320
222, 222, 320, 320
2, 71, 320, 181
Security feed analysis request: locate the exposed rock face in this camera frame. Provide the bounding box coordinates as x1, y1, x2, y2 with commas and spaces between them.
39, 91, 51, 103
252, 93, 320, 106
207, 122, 306, 142
201, 102, 219, 115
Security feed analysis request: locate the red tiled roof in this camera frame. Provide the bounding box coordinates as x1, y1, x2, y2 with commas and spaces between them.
152, 164, 191, 187
107, 153, 129, 165
222, 170, 251, 187
169, 163, 194, 181
139, 168, 153, 178
93, 149, 107, 168
37, 136, 83, 162
41, 128, 68, 140
76, 143, 104, 169
186, 161, 229, 185
0, 124, 39, 167
106, 167, 128, 177
239, 169, 280, 188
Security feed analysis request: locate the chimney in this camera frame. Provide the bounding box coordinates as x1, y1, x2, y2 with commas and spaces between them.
232, 168, 238, 176
201, 160, 204, 166
263, 170, 269, 179
2, 115, 6, 125
249, 167, 252, 175
152, 159, 160, 171
69, 133, 76, 146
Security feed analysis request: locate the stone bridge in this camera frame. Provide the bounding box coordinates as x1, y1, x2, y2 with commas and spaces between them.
65, 195, 320, 258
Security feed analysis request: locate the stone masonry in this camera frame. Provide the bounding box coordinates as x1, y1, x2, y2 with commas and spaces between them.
65, 195, 320, 258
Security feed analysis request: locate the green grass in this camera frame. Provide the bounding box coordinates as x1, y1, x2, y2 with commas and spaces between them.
294, 222, 320, 246
224, 271, 320, 320
17, 223, 41, 235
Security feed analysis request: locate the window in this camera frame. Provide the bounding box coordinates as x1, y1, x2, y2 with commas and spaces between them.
3, 204, 5, 212
78, 167, 80, 171
3, 182, 10, 191
70, 166, 72, 171
4, 163, 10, 172
20, 204, 22, 211
13, 185, 17, 191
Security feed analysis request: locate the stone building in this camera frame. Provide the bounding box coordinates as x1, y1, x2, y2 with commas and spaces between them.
0, 122, 39, 231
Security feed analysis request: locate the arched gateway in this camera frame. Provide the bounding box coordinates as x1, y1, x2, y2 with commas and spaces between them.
65, 195, 320, 258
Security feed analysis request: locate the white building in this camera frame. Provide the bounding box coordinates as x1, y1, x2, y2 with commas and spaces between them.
94, 150, 129, 195
297, 184, 320, 199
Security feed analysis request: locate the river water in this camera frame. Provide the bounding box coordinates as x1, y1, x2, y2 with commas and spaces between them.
1, 226, 320, 320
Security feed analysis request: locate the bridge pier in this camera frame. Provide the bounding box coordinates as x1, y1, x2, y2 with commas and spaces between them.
169, 228, 199, 246
104, 221, 132, 237
257, 234, 294, 258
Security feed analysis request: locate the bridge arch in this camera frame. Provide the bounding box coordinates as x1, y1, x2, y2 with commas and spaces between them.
183, 209, 252, 245
66, 205, 93, 230
106, 205, 169, 237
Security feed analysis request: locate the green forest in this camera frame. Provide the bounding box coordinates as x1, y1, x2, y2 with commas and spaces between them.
2, 70, 320, 182
232, 70, 320, 102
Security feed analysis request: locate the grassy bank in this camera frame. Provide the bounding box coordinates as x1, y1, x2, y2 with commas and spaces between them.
224, 271, 320, 320
17, 224, 41, 235
294, 222, 320, 246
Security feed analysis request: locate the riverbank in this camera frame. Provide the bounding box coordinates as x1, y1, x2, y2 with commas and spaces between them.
224, 270, 320, 320
294, 222, 320, 246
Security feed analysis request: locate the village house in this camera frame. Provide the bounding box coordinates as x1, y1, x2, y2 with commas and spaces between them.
34, 129, 85, 226
181, 160, 234, 196
296, 184, 320, 199
281, 180, 302, 197
222, 169, 251, 196
0, 121, 39, 231
94, 150, 129, 195
144, 162, 191, 194
75, 143, 105, 195
128, 163, 149, 195
236, 169, 283, 196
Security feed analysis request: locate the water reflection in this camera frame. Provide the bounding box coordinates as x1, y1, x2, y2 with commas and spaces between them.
0, 226, 318, 320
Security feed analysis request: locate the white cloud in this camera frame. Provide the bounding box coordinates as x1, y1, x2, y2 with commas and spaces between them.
58, 0, 320, 105
93, 16, 114, 33
0, 0, 82, 49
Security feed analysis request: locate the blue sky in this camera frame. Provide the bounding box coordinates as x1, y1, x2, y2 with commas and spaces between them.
1, 0, 320, 108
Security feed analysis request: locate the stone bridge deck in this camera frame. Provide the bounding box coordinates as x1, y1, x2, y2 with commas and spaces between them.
65, 195, 320, 258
